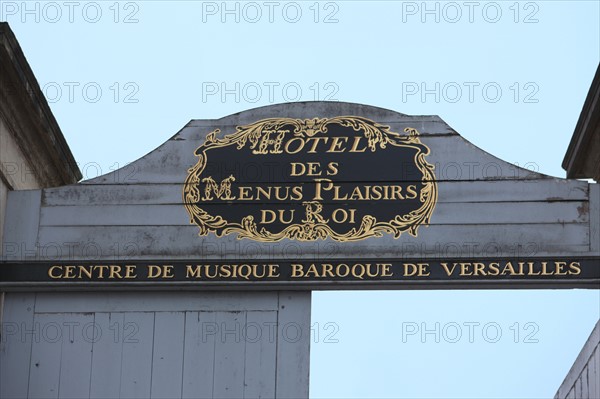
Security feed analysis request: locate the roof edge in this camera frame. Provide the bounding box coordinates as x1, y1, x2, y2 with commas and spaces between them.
562, 63, 600, 181
0, 22, 82, 186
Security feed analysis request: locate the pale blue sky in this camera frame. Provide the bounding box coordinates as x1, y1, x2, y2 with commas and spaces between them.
3, 1, 599, 397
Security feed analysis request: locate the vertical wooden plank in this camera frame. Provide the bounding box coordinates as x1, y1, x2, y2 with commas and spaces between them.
591, 346, 600, 399
150, 312, 185, 398
213, 311, 246, 399
566, 387, 574, 399
590, 184, 599, 252
276, 292, 311, 399
28, 313, 63, 399
119, 312, 155, 399
244, 310, 277, 398
90, 313, 124, 399
58, 313, 94, 399
2, 190, 41, 260
182, 311, 217, 399
581, 365, 589, 398
575, 376, 582, 398
0, 293, 35, 399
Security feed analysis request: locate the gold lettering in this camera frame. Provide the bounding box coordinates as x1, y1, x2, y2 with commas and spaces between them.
540, 262, 554, 276
527, 262, 540, 275
555, 261, 567, 276
285, 137, 305, 154
202, 175, 235, 200
306, 137, 329, 153
267, 264, 280, 278
256, 186, 271, 200
124, 265, 137, 279
406, 185, 418, 200
336, 264, 350, 277
501, 262, 517, 276
186, 265, 200, 278
290, 163, 306, 176
238, 186, 252, 200
78, 266, 93, 279
261, 210, 277, 224
305, 264, 319, 278
488, 262, 500, 276
370, 185, 382, 200
313, 178, 334, 201
148, 265, 175, 278
291, 186, 303, 200
349, 186, 365, 200
291, 264, 304, 277
440, 262, 458, 276
109, 265, 123, 279
391, 186, 404, 200
302, 201, 328, 224
63, 265, 76, 279
459, 263, 473, 276
381, 264, 393, 277
49, 265, 62, 279
333, 185, 348, 200
403, 263, 430, 277
473, 263, 486, 276
326, 162, 339, 176
206, 265, 219, 278
327, 136, 349, 153
321, 264, 335, 278
349, 136, 368, 152
569, 262, 581, 275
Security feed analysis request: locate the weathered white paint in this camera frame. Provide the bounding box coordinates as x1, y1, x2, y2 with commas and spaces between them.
555, 320, 600, 399
3, 103, 595, 263
38, 201, 589, 226
0, 118, 43, 191
0, 293, 35, 398
3, 190, 41, 260
182, 311, 217, 399
27, 223, 589, 260
89, 312, 125, 399
0, 291, 311, 399
41, 180, 589, 206
589, 184, 599, 252
2, 102, 598, 399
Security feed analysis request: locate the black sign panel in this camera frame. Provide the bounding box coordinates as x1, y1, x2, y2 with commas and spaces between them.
1, 258, 598, 290
183, 117, 437, 242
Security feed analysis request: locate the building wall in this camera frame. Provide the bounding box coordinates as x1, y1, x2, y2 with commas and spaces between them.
0, 117, 45, 258
555, 321, 600, 399
0, 175, 7, 257
0, 21, 81, 329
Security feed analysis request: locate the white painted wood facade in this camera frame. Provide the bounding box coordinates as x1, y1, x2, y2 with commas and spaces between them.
2, 103, 597, 263
1, 292, 310, 399
555, 321, 600, 399
2, 102, 598, 398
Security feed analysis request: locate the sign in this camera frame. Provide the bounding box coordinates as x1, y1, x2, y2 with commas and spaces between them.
1, 258, 598, 289
183, 117, 437, 242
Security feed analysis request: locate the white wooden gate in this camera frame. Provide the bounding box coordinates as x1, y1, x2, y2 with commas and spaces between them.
1, 292, 310, 399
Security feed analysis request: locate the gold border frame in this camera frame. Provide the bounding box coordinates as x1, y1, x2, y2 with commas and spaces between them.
183, 116, 437, 242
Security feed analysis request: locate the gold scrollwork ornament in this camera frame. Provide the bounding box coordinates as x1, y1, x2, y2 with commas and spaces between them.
183, 117, 437, 242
